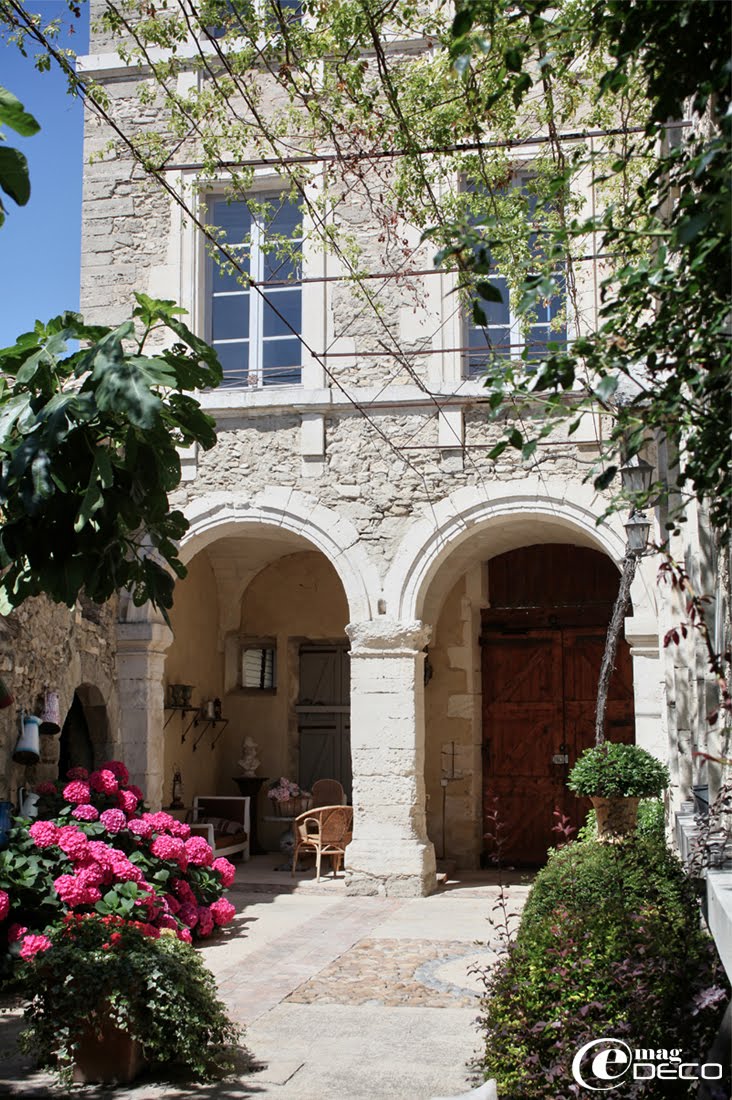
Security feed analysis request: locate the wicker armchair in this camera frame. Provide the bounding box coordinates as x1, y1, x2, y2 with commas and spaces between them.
311, 778, 347, 807
291, 805, 353, 881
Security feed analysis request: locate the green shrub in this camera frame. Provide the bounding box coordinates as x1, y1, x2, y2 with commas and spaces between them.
475, 832, 727, 1099
568, 741, 670, 797
18, 915, 243, 1085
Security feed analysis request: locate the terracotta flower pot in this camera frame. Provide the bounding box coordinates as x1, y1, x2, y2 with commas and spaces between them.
72, 1014, 146, 1085
591, 795, 640, 840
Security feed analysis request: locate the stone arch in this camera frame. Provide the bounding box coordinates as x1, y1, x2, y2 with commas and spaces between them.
59, 683, 114, 774
179, 489, 379, 624
384, 479, 657, 629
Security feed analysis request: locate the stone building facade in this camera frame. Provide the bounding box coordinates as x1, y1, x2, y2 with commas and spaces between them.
33, 2, 724, 897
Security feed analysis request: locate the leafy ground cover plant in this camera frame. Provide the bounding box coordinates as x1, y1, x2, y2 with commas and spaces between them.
568, 742, 670, 798
0, 761, 236, 975
17, 913, 242, 1084
475, 831, 728, 1099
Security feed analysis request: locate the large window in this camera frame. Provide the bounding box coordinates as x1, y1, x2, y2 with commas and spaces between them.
465, 175, 566, 378
208, 194, 303, 387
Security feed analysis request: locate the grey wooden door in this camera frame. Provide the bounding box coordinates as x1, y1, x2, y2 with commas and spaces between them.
297, 644, 351, 798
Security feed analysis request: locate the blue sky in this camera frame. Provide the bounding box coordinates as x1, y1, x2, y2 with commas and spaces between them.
0, 2, 89, 347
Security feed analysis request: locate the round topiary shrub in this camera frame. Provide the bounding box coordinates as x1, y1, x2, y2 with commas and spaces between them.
567, 742, 670, 798
475, 832, 728, 1099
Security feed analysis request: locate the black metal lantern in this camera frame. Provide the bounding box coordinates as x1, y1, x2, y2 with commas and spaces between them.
624, 509, 651, 554
619, 456, 654, 496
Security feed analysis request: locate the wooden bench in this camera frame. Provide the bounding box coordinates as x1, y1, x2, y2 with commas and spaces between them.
190, 795, 250, 861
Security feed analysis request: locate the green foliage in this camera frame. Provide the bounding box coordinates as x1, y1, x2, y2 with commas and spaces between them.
18, 915, 243, 1084
445, 0, 732, 539
476, 833, 727, 1098
567, 741, 670, 798
0, 295, 222, 615
0, 84, 39, 226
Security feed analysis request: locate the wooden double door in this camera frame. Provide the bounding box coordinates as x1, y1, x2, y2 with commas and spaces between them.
482, 625, 634, 866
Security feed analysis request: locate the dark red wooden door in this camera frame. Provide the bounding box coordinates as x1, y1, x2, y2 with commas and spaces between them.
482, 632, 563, 866
482, 626, 634, 866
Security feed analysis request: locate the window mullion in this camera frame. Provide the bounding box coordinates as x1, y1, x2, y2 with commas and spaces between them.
252, 216, 264, 386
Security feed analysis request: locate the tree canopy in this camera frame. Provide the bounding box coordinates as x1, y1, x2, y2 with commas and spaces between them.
0, 295, 221, 614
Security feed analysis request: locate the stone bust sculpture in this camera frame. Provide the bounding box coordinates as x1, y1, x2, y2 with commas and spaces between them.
238, 737, 260, 777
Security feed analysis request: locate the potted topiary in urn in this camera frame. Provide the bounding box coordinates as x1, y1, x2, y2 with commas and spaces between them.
568, 742, 670, 840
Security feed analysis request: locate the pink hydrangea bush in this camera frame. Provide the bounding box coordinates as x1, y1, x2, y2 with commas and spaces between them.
0, 763, 237, 969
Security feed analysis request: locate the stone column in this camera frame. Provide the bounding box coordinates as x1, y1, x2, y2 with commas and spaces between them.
116, 620, 172, 808
344, 619, 437, 897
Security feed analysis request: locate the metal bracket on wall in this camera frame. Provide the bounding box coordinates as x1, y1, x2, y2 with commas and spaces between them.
192, 717, 229, 753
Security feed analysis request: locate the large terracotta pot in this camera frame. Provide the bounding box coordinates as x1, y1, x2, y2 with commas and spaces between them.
591, 795, 640, 840
72, 1014, 146, 1085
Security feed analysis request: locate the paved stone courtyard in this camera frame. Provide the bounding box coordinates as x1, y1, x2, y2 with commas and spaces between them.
0, 859, 531, 1099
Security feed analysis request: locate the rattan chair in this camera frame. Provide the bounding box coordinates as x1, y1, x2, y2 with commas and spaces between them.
311, 778, 347, 807
291, 805, 353, 881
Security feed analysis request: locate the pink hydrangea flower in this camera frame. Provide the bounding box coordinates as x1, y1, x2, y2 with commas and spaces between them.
110, 858, 144, 884
7, 923, 27, 943
127, 818, 154, 839
0, 889, 9, 921
77, 861, 104, 888
99, 809, 127, 834
66, 767, 89, 781
62, 780, 91, 805
128, 784, 144, 802
87, 840, 115, 866
151, 835, 186, 863
172, 878, 196, 903
159, 914, 179, 930
177, 927, 193, 944
164, 893, 181, 914
179, 902, 199, 928
19, 933, 52, 960
71, 803, 99, 822
35, 781, 57, 796
29, 820, 59, 849
169, 819, 190, 840
100, 760, 130, 786
90, 769, 119, 796
212, 857, 236, 887
57, 826, 90, 862
210, 897, 236, 926
54, 875, 100, 907
184, 835, 213, 867
197, 906, 214, 937
144, 811, 178, 834
116, 789, 139, 815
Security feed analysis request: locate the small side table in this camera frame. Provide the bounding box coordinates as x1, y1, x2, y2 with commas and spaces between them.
232, 775, 268, 855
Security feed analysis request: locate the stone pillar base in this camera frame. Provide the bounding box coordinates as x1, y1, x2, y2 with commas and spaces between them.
345, 838, 437, 897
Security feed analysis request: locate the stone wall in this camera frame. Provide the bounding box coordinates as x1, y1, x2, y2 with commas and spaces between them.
0, 596, 119, 805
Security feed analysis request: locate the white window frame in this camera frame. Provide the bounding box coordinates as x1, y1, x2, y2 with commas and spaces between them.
206, 189, 304, 389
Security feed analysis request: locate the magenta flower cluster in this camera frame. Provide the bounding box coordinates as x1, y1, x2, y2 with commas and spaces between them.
0, 762, 238, 961
267, 776, 309, 802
